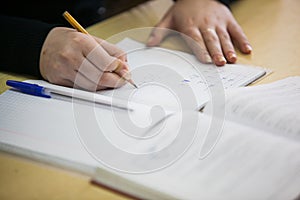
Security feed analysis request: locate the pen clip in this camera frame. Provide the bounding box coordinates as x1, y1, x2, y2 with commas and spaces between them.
6, 80, 51, 98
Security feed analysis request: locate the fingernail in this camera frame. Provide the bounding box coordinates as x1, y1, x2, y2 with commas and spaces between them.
122, 61, 129, 70
147, 36, 155, 46
114, 59, 129, 72
214, 55, 226, 66
204, 54, 212, 63
120, 69, 131, 80
245, 44, 252, 53
227, 52, 237, 62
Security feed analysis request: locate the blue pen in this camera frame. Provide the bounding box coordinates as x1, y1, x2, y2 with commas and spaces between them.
6, 80, 51, 98
6, 80, 133, 111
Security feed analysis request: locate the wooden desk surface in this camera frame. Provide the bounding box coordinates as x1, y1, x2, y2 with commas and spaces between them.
1, 0, 299, 199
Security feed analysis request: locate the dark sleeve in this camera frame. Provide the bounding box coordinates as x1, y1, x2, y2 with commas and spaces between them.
0, 15, 57, 78
217, 0, 235, 8
173, 0, 235, 8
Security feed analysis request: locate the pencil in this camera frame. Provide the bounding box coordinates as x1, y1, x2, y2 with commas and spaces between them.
62, 11, 138, 89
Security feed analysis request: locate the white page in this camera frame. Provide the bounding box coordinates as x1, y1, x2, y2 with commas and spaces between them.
220, 76, 300, 140
94, 113, 300, 200
1, 88, 300, 199
99, 38, 266, 111
0, 90, 99, 174
0, 89, 174, 172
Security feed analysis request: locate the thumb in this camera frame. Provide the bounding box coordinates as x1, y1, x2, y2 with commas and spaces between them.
146, 17, 172, 47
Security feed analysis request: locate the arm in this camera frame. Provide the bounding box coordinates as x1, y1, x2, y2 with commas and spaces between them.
147, 0, 251, 66
0, 15, 130, 90
0, 15, 55, 77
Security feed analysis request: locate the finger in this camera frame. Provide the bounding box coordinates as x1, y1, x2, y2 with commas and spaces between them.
99, 72, 127, 88
88, 51, 130, 85
228, 22, 252, 54
146, 14, 172, 47
92, 37, 132, 81
93, 37, 128, 62
70, 70, 105, 91
86, 44, 121, 72
216, 27, 237, 63
181, 27, 212, 63
77, 34, 120, 72
78, 33, 130, 79
49, 78, 75, 88
77, 58, 105, 85
114, 61, 131, 80
201, 28, 226, 66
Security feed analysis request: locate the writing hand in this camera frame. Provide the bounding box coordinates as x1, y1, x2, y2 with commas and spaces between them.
147, 0, 252, 66
40, 27, 130, 91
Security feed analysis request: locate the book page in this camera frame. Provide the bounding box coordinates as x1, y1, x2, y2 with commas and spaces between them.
1, 87, 300, 199
219, 76, 300, 140
94, 113, 300, 200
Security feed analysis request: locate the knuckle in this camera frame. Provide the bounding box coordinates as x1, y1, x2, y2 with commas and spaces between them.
183, 29, 203, 43
58, 49, 81, 69
205, 34, 218, 43
99, 74, 109, 84
218, 31, 230, 41
58, 50, 72, 62
183, 27, 196, 37
72, 33, 89, 44
115, 49, 126, 58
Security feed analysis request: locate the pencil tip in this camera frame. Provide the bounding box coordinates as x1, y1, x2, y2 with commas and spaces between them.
127, 79, 138, 89
133, 83, 138, 89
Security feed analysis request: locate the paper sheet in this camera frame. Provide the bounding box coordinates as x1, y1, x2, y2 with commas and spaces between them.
99, 38, 266, 110
223, 76, 300, 139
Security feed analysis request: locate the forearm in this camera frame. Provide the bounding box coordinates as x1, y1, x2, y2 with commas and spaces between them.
0, 15, 57, 77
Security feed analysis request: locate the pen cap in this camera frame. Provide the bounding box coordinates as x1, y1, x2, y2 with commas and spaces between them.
6, 80, 51, 98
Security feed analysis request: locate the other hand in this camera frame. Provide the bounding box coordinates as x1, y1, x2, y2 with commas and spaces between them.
147, 0, 252, 66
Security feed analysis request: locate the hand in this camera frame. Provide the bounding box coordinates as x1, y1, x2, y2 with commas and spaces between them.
40, 27, 130, 91
147, 0, 252, 66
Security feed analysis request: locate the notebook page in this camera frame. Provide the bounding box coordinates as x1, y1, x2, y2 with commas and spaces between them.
0, 90, 99, 174
97, 38, 266, 111
0, 89, 174, 173
220, 76, 300, 140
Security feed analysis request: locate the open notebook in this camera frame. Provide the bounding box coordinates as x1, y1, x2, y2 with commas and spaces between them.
24, 38, 267, 111
102, 38, 267, 110
1, 77, 300, 199
2, 39, 300, 199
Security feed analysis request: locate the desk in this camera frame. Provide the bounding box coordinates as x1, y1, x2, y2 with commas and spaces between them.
0, 0, 299, 199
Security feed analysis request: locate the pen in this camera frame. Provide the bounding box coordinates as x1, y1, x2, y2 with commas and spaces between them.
62, 11, 138, 89
6, 80, 133, 111
6, 80, 51, 98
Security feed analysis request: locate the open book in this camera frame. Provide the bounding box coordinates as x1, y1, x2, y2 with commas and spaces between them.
1, 38, 299, 199
90, 76, 300, 200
